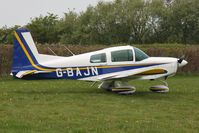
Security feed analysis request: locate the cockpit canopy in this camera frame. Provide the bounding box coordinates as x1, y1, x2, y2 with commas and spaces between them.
90, 46, 149, 63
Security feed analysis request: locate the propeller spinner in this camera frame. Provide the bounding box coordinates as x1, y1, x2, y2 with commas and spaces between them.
177, 55, 188, 67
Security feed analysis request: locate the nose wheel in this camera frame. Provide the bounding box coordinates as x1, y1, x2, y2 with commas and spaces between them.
149, 79, 169, 93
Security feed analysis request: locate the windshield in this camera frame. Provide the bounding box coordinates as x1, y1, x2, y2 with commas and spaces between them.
134, 47, 149, 61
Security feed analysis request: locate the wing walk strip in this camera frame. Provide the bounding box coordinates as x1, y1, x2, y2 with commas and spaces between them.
15, 31, 169, 76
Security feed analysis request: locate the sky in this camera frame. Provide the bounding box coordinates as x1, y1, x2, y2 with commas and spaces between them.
0, 0, 114, 28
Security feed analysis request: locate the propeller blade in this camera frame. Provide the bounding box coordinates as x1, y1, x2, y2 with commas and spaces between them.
178, 55, 185, 63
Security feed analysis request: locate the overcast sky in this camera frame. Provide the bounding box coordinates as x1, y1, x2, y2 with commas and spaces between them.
0, 0, 114, 28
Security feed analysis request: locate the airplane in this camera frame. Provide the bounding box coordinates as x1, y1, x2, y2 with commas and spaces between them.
11, 29, 188, 94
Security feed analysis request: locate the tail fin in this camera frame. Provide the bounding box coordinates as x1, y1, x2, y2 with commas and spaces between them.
12, 29, 39, 77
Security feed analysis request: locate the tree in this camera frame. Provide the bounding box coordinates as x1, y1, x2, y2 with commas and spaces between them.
58, 11, 78, 44
0, 25, 21, 44
26, 13, 59, 44
171, 0, 199, 44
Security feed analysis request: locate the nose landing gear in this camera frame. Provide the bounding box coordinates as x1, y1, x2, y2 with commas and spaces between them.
149, 80, 169, 93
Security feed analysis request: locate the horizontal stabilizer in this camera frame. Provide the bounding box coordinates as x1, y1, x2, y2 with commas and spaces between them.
16, 70, 37, 78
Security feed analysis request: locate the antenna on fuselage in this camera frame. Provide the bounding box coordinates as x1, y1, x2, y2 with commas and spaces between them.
48, 47, 57, 56
62, 45, 75, 56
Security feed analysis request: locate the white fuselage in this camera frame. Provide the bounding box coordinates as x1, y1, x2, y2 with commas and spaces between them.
33, 46, 179, 81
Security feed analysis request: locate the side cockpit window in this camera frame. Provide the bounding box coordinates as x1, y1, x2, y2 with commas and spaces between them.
134, 47, 149, 61
90, 53, 106, 63
111, 49, 133, 62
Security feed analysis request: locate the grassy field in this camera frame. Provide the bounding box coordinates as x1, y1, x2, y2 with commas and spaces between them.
0, 75, 199, 133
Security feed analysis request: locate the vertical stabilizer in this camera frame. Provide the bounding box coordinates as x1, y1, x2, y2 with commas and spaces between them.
12, 29, 39, 76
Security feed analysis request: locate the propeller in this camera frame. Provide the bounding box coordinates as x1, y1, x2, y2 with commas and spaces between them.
178, 55, 185, 63
177, 55, 188, 67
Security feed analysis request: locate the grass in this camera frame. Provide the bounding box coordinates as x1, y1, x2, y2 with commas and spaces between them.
0, 75, 199, 133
